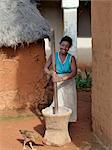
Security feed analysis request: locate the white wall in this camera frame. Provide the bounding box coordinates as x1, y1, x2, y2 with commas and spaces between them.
77, 38, 92, 69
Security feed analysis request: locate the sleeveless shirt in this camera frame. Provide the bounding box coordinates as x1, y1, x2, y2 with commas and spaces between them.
55, 51, 72, 74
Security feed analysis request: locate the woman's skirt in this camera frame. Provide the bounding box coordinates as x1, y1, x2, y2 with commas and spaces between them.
51, 76, 77, 122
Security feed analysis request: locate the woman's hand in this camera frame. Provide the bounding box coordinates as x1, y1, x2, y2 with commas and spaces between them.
52, 71, 63, 82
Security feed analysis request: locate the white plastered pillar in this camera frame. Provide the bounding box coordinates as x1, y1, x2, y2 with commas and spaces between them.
62, 0, 79, 57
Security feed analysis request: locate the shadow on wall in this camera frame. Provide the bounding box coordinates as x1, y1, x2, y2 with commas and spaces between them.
17, 41, 53, 112
17, 42, 46, 110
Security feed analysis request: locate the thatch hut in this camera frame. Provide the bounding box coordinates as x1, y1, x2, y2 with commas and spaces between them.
0, 0, 50, 110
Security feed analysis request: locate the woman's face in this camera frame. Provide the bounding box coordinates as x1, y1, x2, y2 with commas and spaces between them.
59, 41, 71, 54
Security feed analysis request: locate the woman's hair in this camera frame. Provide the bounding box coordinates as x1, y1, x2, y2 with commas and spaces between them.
60, 36, 72, 47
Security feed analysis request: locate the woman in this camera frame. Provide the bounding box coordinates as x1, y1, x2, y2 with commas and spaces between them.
44, 36, 77, 122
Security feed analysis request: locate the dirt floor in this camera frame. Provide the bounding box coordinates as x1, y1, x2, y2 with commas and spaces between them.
0, 90, 105, 150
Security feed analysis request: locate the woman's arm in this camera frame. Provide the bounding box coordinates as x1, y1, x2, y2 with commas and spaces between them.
44, 55, 52, 76
62, 56, 77, 81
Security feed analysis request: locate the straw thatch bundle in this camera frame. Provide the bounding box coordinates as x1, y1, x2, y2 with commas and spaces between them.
0, 0, 50, 48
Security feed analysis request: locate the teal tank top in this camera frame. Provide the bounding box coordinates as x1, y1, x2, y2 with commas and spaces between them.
55, 51, 72, 74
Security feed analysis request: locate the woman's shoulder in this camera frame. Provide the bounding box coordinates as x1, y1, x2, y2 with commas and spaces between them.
67, 53, 76, 63
68, 53, 74, 60
71, 55, 77, 65
55, 51, 59, 56
68, 53, 76, 59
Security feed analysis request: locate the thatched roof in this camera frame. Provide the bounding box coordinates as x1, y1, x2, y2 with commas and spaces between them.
0, 0, 51, 48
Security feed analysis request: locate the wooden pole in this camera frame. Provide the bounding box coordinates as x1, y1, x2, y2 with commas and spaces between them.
50, 29, 58, 114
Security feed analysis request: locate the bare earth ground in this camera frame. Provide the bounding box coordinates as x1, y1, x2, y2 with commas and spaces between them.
0, 90, 105, 150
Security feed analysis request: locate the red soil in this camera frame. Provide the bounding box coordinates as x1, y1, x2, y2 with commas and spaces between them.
0, 90, 105, 150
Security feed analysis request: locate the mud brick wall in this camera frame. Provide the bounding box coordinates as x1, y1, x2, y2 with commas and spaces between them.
0, 41, 51, 110
92, 1, 112, 148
